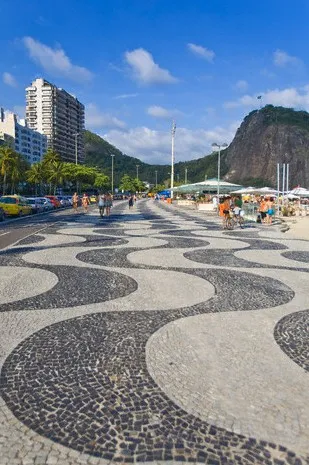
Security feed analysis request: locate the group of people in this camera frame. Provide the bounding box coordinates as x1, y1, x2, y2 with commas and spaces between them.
258, 197, 275, 225
98, 193, 113, 217
219, 195, 243, 228
72, 193, 90, 213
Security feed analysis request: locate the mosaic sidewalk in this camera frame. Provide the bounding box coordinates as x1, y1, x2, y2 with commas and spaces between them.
0, 200, 308, 465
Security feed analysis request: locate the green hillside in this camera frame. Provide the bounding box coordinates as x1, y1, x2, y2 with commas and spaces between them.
84, 130, 223, 186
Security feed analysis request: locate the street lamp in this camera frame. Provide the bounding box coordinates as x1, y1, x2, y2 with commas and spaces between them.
155, 170, 158, 188
212, 142, 228, 208
73, 133, 79, 165
171, 121, 176, 199
111, 154, 115, 193
185, 167, 188, 184
136, 164, 140, 181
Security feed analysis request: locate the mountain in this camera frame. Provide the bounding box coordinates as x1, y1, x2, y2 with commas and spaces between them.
84, 130, 225, 185
224, 105, 309, 187
85, 105, 309, 188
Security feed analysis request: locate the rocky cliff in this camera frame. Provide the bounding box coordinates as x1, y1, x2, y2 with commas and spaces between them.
224, 105, 309, 187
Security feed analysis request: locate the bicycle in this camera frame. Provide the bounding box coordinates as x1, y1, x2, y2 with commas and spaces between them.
232, 212, 245, 229
223, 211, 234, 230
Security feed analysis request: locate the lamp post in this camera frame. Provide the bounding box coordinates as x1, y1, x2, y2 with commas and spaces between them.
111, 154, 115, 193
136, 164, 140, 181
74, 133, 79, 165
212, 142, 228, 209
185, 167, 188, 184
155, 170, 158, 188
171, 121, 176, 199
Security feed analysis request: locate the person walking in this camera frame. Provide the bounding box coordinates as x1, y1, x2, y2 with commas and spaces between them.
259, 197, 268, 224
98, 193, 106, 217
72, 192, 79, 212
128, 195, 134, 209
105, 193, 113, 216
82, 193, 89, 213
266, 197, 275, 225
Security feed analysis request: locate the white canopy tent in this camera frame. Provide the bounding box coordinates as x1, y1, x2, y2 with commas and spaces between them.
173, 178, 242, 194
289, 187, 309, 197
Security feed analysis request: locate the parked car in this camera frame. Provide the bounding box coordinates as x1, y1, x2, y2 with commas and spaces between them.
0, 195, 32, 217
0, 206, 6, 221
56, 195, 71, 208
45, 195, 61, 208
27, 197, 45, 214
36, 197, 54, 211
89, 195, 97, 204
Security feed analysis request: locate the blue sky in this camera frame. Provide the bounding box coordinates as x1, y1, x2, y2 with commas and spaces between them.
1, 0, 309, 164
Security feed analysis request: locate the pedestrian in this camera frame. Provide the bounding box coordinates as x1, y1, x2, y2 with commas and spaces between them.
266, 197, 275, 225
128, 195, 134, 209
259, 197, 268, 224
72, 192, 79, 212
98, 193, 106, 217
82, 193, 89, 213
105, 193, 113, 216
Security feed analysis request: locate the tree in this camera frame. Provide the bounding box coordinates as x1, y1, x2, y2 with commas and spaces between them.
26, 162, 45, 195
119, 174, 136, 192
47, 161, 66, 194
0, 146, 15, 195
94, 173, 109, 190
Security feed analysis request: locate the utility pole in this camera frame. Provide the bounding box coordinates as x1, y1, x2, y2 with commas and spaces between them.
185, 167, 188, 184
136, 164, 140, 181
155, 170, 158, 188
171, 121, 176, 199
111, 154, 115, 193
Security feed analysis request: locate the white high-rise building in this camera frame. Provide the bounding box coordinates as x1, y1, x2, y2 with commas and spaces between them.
0, 108, 47, 164
25, 78, 85, 163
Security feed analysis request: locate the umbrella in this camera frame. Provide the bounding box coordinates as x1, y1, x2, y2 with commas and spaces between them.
289, 187, 309, 197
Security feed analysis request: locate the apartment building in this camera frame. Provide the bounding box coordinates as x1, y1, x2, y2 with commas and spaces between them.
0, 108, 47, 163
25, 78, 85, 163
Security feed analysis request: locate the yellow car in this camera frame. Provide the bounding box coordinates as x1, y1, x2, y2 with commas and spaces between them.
0, 195, 32, 217
89, 195, 97, 204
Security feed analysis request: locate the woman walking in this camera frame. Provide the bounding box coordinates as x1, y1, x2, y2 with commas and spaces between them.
82, 193, 89, 213
72, 192, 79, 212
128, 195, 134, 209
105, 193, 113, 216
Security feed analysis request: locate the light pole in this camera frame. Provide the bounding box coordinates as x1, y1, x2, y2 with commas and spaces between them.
212, 142, 228, 208
136, 164, 140, 181
171, 121, 176, 199
74, 133, 79, 165
155, 170, 158, 188
185, 167, 188, 184
111, 154, 115, 193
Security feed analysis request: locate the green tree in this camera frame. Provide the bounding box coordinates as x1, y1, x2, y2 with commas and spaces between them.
47, 161, 67, 194
0, 146, 15, 195
119, 174, 136, 192
94, 173, 109, 190
26, 162, 46, 195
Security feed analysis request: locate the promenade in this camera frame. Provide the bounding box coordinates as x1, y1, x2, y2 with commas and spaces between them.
0, 199, 308, 465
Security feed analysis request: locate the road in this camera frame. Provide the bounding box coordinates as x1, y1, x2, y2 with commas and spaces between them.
0, 199, 308, 465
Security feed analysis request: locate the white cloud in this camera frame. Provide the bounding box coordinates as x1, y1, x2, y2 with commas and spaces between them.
86, 104, 126, 129
114, 93, 139, 100
260, 68, 275, 78
3, 72, 17, 87
273, 49, 302, 67
187, 43, 215, 62
104, 122, 239, 164
124, 48, 177, 85
23, 37, 93, 82
224, 86, 309, 110
235, 80, 248, 91
147, 105, 181, 119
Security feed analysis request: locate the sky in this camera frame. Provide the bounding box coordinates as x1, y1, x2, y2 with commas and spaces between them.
1, 0, 309, 164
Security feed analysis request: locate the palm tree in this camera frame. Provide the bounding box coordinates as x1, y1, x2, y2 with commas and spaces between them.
42, 149, 61, 193
47, 161, 66, 194
26, 162, 45, 196
0, 146, 15, 195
